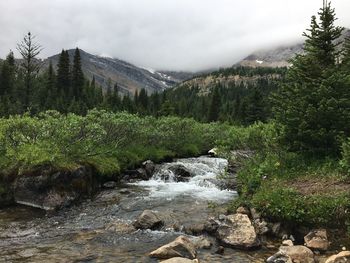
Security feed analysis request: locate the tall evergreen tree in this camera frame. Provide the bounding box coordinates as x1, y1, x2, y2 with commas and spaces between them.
43, 62, 57, 109
208, 86, 221, 122
272, 1, 348, 153
16, 32, 42, 109
71, 48, 85, 99
0, 51, 16, 96
56, 50, 71, 99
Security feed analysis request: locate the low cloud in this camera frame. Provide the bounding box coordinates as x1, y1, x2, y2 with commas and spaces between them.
1, 0, 349, 71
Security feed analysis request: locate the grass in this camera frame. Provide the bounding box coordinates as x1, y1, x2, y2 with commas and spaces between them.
228, 150, 350, 229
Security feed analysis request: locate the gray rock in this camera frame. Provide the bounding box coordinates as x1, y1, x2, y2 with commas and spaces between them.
236, 206, 250, 215
216, 213, 260, 249
149, 235, 197, 260
254, 219, 269, 235
184, 224, 205, 235
190, 236, 212, 249
325, 251, 350, 263
250, 208, 261, 220
279, 245, 315, 263
282, 240, 294, 247
123, 168, 148, 181
133, 210, 163, 230
267, 251, 293, 263
204, 218, 219, 234
160, 257, 199, 263
304, 229, 329, 251
215, 246, 225, 255
103, 181, 117, 189
142, 160, 155, 177
14, 166, 98, 210
269, 222, 281, 236
169, 165, 193, 182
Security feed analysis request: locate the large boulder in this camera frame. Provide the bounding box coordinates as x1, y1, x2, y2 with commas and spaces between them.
304, 229, 329, 251
216, 213, 260, 249
160, 258, 199, 263
149, 236, 197, 260
279, 245, 315, 263
133, 210, 163, 230
325, 251, 350, 263
14, 166, 98, 210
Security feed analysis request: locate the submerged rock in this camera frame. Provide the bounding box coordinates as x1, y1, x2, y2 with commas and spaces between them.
149, 235, 197, 260
190, 236, 212, 249
325, 251, 350, 263
133, 210, 163, 230
160, 257, 199, 263
216, 213, 260, 249
304, 229, 329, 251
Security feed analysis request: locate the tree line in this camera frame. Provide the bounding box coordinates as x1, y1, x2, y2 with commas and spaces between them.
1, 0, 350, 156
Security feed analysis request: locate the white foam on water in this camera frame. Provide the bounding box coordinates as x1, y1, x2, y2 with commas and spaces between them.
133, 157, 237, 202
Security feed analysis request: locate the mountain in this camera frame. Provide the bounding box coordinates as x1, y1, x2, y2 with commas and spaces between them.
238, 28, 350, 68
45, 49, 195, 95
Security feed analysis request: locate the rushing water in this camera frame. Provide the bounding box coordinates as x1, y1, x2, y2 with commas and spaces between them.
0, 157, 272, 262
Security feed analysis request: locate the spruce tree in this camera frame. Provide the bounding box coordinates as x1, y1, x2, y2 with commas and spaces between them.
71, 48, 85, 99
16, 32, 42, 109
56, 50, 71, 99
272, 1, 348, 153
44, 62, 57, 109
208, 86, 221, 122
0, 51, 16, 96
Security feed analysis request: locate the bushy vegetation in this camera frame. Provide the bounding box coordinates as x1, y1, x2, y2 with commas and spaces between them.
0, 110, 275, 179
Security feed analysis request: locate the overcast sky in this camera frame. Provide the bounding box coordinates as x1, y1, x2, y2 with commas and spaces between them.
1, 0, 350, 71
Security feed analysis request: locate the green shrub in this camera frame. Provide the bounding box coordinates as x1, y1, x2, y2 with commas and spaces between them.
341, 138, 350, 175
251, 186, 350, 227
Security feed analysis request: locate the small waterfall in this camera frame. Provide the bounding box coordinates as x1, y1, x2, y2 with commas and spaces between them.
135, 156, 236, 202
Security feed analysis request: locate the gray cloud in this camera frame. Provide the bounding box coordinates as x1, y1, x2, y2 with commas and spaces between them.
1, 0, 350, 71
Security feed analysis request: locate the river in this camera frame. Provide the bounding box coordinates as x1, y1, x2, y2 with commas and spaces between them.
0, 156, 271, 262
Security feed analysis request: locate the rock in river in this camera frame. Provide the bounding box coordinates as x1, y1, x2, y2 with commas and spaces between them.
216, 213, 260, 249
149, 235, 197, 260
160, 258, 199, 263
133, 210, 163, 230
273, 245, 315, 263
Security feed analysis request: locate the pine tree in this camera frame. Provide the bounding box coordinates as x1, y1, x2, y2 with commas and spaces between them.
71, 48, 85, 99
56, 50, 71, 99
208, 86, 221, 122
245, 86, 265, 124
272, 1, 348, 153
16, 32, 42, 109
138, 88, 149, 113
44, 62, 57, 109
0, 51, 16, 96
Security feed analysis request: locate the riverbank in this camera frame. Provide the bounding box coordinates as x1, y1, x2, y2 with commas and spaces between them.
220, 149, 350, 260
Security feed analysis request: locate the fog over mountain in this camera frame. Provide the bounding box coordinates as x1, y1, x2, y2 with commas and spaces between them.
1, 0, 350, 71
